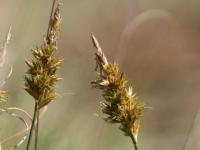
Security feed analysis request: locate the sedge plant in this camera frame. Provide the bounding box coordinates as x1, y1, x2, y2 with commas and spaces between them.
24, 0, 62, 149
91, 34, 145, 150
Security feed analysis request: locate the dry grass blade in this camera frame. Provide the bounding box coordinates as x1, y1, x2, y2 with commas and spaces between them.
0, 66, 13, 88
0, 108, 30, 150
0, 28, 12, 103
0, 27, 11, 67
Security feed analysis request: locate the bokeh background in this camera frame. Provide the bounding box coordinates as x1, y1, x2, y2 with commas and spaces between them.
0, 0, 200, 149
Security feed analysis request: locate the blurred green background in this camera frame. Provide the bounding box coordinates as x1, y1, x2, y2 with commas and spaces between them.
0, 0, 200, 149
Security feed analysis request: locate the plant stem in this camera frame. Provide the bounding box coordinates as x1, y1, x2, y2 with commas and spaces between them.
34, 108, 40, 150
26, 102, 38, 150
130, 132, 138, 150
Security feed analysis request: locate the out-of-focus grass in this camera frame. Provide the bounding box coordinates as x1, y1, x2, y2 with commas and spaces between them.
0, 0, 200, 149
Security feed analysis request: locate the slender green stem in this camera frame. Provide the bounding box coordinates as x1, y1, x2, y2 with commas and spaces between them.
26, 103, 38, 150
34, 108, 40, 150
130, 132, 138, 150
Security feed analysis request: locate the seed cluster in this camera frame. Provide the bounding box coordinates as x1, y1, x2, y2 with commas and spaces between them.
91, 35, 144, 140
24, 4, 62, 109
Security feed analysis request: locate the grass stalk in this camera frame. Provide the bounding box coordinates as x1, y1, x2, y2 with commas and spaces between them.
34, 107, 40, 150
26, 102, 38, 150
25, 0, 61, 149
130, 132, 138, 150
33, 0, 58, 149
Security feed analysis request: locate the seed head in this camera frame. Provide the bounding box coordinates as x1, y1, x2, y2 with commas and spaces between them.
91, 34, 144, 141
24, 4, 62, 109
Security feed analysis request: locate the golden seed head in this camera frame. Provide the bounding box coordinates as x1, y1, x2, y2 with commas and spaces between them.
91, 35, 144, 140
24, 4, 62, 109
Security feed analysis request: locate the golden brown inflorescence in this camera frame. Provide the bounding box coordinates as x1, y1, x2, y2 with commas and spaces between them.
91, 35, 144, 144
24, 4, 62, 109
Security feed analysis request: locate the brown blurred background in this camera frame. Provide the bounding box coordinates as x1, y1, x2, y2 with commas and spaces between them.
0, 0, 200, 149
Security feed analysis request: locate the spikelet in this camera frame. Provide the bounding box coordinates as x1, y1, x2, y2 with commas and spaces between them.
91, 34, 144, 142
24, 4, 62, 109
